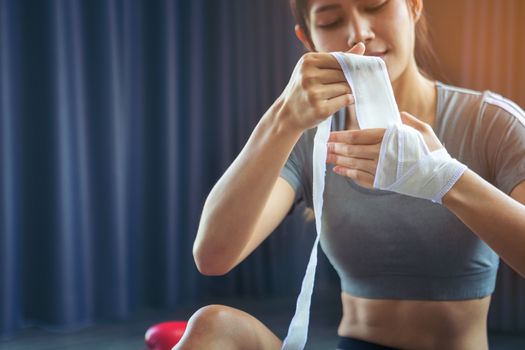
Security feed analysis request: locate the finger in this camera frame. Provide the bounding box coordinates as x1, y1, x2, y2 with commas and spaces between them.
400, 112, 426, 131
347, 103, 358, 127
314, 82, 352, 100
308, 43, 364, 71
328, 128, 385, 145
327, 142, 378, 160
323, 94, 355, 115
346, 42, 366, 55
327, 154, 377, 175
307, 52, 346, 69
315, 68, 347, 84
333, 166, 374, 187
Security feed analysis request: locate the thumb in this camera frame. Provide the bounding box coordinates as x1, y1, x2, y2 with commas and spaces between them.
347, 42, 365, 56
400, 111, 424, 130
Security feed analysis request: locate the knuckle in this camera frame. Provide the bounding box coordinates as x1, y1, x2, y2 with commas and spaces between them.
313, 103, 327, 116
302, 53, 316, 67
299, 66, 312, 82
301, 75, 315, 88
299, 62, 308, 76
307, 88, 320, 102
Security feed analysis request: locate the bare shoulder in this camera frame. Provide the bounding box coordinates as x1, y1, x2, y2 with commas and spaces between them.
510, 181, 525, 205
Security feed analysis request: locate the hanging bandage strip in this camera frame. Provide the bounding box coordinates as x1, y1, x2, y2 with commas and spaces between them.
281, 52, 399, 350
280, 116, 331, 350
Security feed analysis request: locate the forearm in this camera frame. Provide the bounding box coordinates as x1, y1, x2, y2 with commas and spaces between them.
193, 98, 301, 274
443, 169, 525, 278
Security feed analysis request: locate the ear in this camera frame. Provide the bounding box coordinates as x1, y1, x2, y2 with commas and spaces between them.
407, 0, 423, 22
295, 24, 315, 52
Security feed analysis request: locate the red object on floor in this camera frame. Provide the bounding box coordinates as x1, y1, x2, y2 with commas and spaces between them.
145, 321, 188, 350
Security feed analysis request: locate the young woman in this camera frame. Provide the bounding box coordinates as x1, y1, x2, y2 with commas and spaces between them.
176, 0, 525, 349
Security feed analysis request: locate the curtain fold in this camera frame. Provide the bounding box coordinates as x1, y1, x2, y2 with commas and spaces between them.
1, 0, 21, 337
1, 0, 524, 339
0, 0, 310, 339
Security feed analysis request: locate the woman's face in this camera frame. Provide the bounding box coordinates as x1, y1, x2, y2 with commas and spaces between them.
304, 0, 419, 82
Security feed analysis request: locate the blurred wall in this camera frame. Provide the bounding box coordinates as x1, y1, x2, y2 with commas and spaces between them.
426, 0, 525, 105
425, 0, 525, 330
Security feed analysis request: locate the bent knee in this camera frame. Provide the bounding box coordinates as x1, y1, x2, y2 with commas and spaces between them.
189, 304, 241, 332
175, 305, 255, 350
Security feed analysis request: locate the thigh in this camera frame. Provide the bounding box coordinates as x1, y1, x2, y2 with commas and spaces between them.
175, 304, 282, 350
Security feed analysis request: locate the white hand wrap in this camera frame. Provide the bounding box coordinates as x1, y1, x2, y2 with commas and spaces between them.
373, 123, 467, 204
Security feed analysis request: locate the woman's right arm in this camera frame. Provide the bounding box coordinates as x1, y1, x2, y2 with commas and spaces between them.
193, 47, 363, 276
193, 101, 303, 275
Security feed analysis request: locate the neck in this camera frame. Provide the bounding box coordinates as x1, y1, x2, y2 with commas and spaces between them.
392, 61, 437, 126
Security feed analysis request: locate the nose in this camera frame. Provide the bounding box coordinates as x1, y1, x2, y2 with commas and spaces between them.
346, 13, 375, 48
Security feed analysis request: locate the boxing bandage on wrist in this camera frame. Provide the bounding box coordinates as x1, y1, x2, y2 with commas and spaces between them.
373, 123, 467, 204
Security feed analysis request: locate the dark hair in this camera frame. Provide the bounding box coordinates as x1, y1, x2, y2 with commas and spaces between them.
289, 0, 438, 78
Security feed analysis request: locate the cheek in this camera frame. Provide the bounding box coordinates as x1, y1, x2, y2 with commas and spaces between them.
380, 4, 416, 78
310, 30, 350, 53
382, 1, 414, 50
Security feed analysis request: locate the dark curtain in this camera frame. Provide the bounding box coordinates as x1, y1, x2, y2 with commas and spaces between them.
0, 0, 325, 338
0, 0, 523, 339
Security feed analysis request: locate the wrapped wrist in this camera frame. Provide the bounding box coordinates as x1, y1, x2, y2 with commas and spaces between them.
373, 124, 467, 204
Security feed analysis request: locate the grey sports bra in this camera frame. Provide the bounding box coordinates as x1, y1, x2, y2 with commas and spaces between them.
280, 82, 525, 300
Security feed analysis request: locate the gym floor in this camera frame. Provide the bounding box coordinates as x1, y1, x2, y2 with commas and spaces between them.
1, 294, 524, 350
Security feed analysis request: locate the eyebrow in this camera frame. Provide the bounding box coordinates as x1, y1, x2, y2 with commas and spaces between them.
312, 4, 341, 14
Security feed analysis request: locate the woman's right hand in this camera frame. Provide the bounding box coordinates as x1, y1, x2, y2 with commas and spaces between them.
277, 42, 366, 132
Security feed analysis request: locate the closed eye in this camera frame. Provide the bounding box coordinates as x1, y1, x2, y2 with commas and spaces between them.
364, 0, 388, 13
317, 18, 343, 30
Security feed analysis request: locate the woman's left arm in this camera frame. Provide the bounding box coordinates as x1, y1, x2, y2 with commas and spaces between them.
443, 170, 525, 278
327, 111, 525, 278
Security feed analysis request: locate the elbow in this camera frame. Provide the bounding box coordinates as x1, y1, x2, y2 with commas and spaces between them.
193, 217, 239, 276
193, 245, 233, 276
194, 257, 230, 276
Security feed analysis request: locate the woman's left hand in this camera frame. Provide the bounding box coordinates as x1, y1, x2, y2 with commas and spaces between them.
326, 127, 383, 188
326, 112, 444, 188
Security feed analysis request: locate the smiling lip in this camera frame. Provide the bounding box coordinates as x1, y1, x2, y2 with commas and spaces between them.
365, 50, 387, 57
